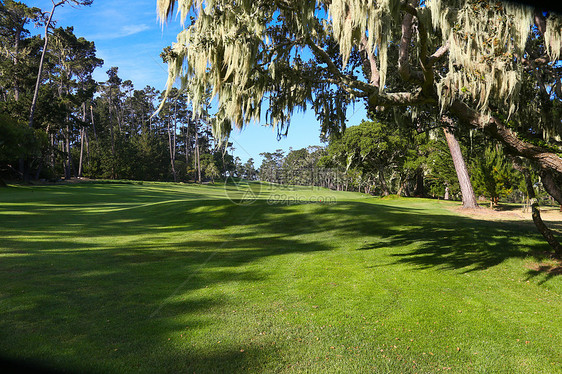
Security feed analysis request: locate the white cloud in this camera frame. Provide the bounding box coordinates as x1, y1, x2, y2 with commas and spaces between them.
89, 23, 152, 40
120, 24, 151, 37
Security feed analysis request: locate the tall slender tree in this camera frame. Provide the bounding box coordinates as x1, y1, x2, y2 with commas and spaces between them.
0, 1, 41, 103
28, 0, 93, 129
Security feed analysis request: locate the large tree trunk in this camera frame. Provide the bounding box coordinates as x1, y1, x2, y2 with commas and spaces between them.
397, 179, 406, 196
377, 166, 390, 196
540, 170, 562, 206
442, 125, 479, 209
86, 128, 90, 168
18, 158, 26, 181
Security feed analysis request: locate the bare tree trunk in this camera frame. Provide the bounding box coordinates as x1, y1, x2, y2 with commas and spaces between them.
167, 118, 177, 182
65, 125, 71, 179
50, 133, 55, 169
90, 105, 98, 142
195, 130, 201, 183
442, 125, 479, 209
29, 1, 62, 129
116, 103, 122, 133
78, 127, 84, 177
78, 103, 86, 177
18, 158, 26, 181
13, 19, 26, 102
86, 129, 90, 168
185, 127, 188, 165
185, 125, 190, 166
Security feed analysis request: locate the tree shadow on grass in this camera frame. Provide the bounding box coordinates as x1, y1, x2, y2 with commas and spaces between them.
0, 189, 559, 373
363, 217, 530, 273
0, 191, 339, 372
349, 202, 559, 282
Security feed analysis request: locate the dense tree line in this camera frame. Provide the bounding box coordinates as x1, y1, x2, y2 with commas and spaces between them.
255, 118, 550, 208
0, 0, 236, 183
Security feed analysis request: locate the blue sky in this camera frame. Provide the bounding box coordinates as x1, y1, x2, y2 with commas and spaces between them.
27, 0, 367, 164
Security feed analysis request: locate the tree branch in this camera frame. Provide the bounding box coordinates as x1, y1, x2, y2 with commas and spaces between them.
533, 9, 547, 35
398, 3, 424, 85
427, 42, 449, 65
305, 37, 375, 95
368, 88, 436, 108
359, 36, 380, 87
450, 100, 562, 175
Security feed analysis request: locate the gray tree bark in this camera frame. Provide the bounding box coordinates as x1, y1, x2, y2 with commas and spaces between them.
442, 125, 479, 209
78, 104, 86, 177
195, 131, 201, 183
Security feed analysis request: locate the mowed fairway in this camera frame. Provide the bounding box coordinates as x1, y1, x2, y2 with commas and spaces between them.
0, 182, 560, 373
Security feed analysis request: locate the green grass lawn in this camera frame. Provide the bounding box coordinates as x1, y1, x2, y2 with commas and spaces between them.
0, 181, 560, 373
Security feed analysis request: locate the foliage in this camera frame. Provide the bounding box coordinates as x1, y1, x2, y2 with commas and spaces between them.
258, 149, 285, 183
0, 114, 45, 169
471, 144, 521, 205
425, 132, 462, 198
241, 158, 258, 180
204, 159, 219, 183
321, 119, 433, 196
0, 1, 240, 183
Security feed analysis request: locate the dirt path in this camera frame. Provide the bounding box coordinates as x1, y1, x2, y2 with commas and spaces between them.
447, 204, 562, 232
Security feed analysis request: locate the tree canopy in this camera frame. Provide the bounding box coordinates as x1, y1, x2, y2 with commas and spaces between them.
157, 0, 562, 206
